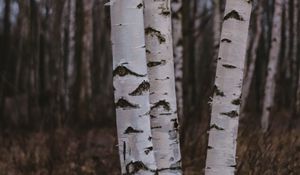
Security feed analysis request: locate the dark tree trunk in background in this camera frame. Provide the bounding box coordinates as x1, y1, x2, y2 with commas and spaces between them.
0, 0, 11, 127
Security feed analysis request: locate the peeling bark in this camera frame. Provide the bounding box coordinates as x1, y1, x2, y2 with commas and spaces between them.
205, 0, 252, 174
144, 0, 182, 174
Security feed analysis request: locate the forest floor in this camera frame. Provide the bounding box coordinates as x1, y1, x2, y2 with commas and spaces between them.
0, 116, 299, 175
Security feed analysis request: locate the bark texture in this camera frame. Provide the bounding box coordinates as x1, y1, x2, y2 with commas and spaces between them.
205, 0, 252, 174
110, 0, 157, 174
261, 0, 283, 132
144, 0, 182, 174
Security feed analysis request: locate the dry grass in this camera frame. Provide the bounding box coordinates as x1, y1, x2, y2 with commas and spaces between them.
0, 125, 299, 175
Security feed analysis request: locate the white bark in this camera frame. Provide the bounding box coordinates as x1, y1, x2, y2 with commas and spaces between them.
144, 0, 182, 174
261, 0, 283, 132
205, 0, 252, 174
171, 0, 184, 121
110, 0, 157, 174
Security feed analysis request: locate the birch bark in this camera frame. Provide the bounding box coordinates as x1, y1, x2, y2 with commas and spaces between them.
261, 0, 283, 132
205, 0, 252, 174
172, 0, 184, 121
144, 0, 182, 174
110, 0, 157, 174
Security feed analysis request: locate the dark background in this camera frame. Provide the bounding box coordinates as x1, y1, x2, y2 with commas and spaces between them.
0, 0, 299, 174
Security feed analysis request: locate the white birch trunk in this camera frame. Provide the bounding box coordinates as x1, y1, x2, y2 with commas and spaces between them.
110, 0, 157, 174
205, 0, 252, 174
261, 0, 283, 132
144, 0, 182, 174
171, 0, 184, 121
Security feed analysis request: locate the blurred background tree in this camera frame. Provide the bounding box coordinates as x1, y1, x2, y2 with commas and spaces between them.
0, 0, 299, 174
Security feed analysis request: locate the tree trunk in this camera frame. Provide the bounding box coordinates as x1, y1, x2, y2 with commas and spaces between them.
205, 0, 252, 174
79, 0, 93, 120
241, 0, 263, 117
211, 0, 222, 94
65, 0, 76, 116
261, 0, 283, 132
292, 0, 300, 117
172, 0, 184, 122
144, 0, 182, 174
110, 0, 157, 174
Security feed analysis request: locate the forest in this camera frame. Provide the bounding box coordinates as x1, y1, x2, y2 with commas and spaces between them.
0, 0, 299, 174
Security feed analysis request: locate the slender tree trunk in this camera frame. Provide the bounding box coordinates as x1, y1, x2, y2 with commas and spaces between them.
205, 0, 252, 174
211, 0, 222, 92
292, 0, 300, 117
241, 1, 263, 117
283, 0, 291, 80
292, 0, 300, 116
65, 0, 76, 116
79, 0, 93, 120
144, 0, 182, 174
172, 0, 184, 121
0, 0, 11, 123
110, 0, 157, 174
261, 0, 283, 132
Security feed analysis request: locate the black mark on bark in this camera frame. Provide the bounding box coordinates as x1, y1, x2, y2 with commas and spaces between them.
147, 60, 166, 67
129, 81, 150, 96
145, 27, 166, 44
214, 85, 225, 97
209, 124, 225, 131
137, 3, 143, 9
221, 38, 232, 43
144, 147, 153, 155
224, 10, 244, 21
151, 100, 171, 111
115, 98, 139, 109
124, 127, 143, 134
221, 110, 239, 118
126, 161, 150, 174
113, 66, 146, 77
232, 98, 241, 105
222, 64, 237, 69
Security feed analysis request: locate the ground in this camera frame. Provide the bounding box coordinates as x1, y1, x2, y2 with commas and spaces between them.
0, 120, 299, 175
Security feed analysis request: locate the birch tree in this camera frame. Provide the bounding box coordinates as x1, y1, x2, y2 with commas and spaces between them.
261, 0, 283, 132
172, 0, 184, 121
110, 0, 157, 174
205, 0, 252, 174
144, 0, 182, 174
